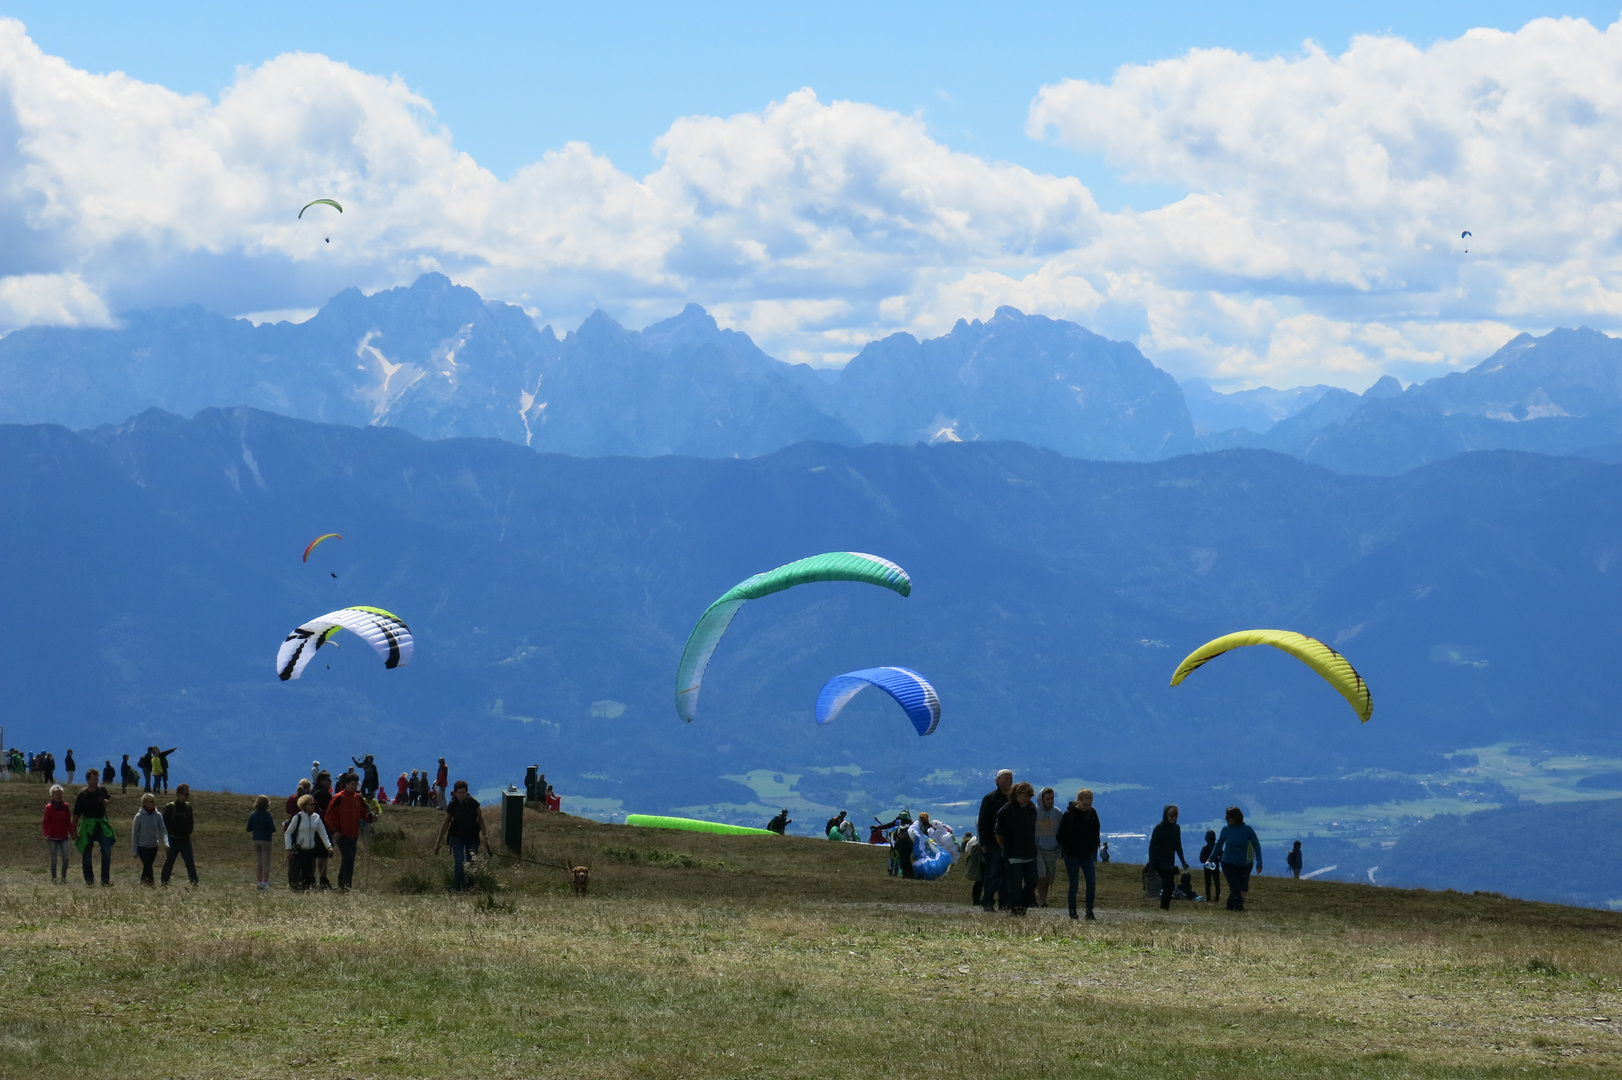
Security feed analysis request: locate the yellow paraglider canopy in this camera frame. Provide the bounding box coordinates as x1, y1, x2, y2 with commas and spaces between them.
1169, 629, 1371, 723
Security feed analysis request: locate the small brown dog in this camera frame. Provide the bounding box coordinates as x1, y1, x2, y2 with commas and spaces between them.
570, 865, 590, 896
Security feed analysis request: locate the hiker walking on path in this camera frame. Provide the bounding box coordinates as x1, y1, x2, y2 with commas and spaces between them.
72, 770, 115, 887
1033, 787, 1063, 909
64, 749, 76, 785
435, 780, 488, 891
1287, 841, 1303, 879
247, 795, 276, 890
995, 781, 1039, 915
131, 793, 167, 886
43, 752, 56, 785
326, 775, 375, 891
42, 785, 73, 884
434, 759, 449, 805
101, 760, 114, 785
160, 784, 198, 886
285, 794, 332, 892
1213, 807, 1264, 911
1057, 788, 1101, 920
977, 769, 1014, 912
1199, 830, 1222, 905
1148, 805, 1189, 911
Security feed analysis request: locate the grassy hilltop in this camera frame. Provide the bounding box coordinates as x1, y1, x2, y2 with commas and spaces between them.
1, 782, 1620, 1078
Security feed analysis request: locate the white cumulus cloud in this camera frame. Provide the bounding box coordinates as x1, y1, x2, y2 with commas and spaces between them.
3, 15, 1622, 388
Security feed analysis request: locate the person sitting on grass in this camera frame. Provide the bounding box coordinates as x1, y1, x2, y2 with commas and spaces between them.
435, 780, 489, 891
131, 793, 167, 887
825, 810, 848, 839
247, 795, 276, 891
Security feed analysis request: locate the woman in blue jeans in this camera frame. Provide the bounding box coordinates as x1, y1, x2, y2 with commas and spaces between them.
1055, 788, 1101, 920
1213, 805, 1264, 911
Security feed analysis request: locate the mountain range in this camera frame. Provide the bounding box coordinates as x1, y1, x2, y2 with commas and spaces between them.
12, 273, 1622, 474
6, 406, 1622, 902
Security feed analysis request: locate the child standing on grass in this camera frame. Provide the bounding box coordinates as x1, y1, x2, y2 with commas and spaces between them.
1199, 829, 1222, 905
131, 793, 167, 886
247, 796, 276, 890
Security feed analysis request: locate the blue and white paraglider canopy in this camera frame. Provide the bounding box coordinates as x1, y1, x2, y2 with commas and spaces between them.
815, 666, 941, 736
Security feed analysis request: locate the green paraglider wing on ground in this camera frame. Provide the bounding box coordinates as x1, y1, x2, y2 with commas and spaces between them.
673, 552, 912, 724
1169, 628, 1372, 723
626, 814, 774, 836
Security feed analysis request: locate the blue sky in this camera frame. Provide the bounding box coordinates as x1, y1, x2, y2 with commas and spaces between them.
10, 1, 1614, 204
4, 3, 1622, 388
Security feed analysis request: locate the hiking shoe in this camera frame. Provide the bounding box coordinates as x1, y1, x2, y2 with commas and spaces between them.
1085, 911, 1096, 921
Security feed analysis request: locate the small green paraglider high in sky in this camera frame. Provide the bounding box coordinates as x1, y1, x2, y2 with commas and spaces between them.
299, 199, 342, 242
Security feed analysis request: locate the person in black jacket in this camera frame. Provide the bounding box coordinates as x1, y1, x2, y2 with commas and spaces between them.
1056, 788, 1101, 920
1147, 805, 1188, 911
352, 754, 381, 799
766, 810, 791, 835
976, 770, 1014, 912
160, 784, 199, 886
994, 781, 1039, 915
1287, 840, 1304, 878
1199, 829, 1221, 905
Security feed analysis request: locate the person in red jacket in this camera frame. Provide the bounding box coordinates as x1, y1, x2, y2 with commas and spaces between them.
324, 775, 375, 892
394, 772, 409, 806
41, 785, 73, 884
434, 758, 449, 804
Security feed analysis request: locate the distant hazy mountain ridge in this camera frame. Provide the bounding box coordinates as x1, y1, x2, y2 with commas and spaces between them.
8, 274, 1622, 473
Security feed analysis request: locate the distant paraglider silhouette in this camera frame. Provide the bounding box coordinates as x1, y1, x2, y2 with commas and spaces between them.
1461, 230, 1472, 252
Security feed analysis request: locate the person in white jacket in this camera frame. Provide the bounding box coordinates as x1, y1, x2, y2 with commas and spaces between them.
131, 793, 168, 887
284, 794, 332, 893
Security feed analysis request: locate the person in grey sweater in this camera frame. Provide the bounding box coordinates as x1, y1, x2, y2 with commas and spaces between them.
130, 793, 168, 887
1032, 786, 1064, 908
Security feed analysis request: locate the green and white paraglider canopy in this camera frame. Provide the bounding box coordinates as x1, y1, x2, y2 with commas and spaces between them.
277, 606, 412, 681
674, 552, 911, 723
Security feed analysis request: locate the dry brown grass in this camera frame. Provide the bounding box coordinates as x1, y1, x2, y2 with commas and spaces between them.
1, 780, 1620, 1078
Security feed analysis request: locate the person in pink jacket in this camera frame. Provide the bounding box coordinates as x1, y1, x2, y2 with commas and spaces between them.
41, 785, 73, 883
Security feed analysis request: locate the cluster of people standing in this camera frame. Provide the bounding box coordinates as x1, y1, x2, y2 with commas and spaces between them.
17, 746, 176, 793
34, 749, 489, 894
38, 768, 197, 887
964, 770, 1272, 919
